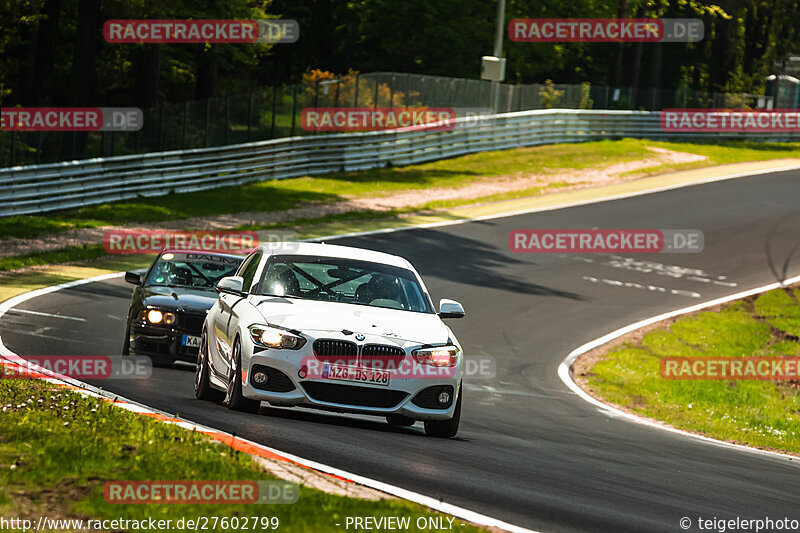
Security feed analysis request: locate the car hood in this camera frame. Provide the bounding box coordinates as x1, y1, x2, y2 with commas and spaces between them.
253, 297, 449, 344
142, 286, 218, 314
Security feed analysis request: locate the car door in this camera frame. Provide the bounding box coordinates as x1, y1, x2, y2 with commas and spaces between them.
212, 251, 262, 374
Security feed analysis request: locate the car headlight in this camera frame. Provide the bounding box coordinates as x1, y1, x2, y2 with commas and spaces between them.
140, 309, 177, 325
412, 346, 459, 367
248, 325, 306, 350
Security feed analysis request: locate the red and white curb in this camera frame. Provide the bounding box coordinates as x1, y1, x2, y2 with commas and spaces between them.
558, 273, 800, 465
0, 272, 539, 533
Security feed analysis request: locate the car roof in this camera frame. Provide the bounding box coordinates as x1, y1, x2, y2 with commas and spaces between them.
257, 242, 412, 269
158, 250, 245, 261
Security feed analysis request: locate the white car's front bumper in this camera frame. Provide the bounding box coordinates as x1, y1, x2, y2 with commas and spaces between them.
239, 337, 462, 421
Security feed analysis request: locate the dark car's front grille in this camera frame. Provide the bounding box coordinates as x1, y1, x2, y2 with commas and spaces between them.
180, 314, 206, 334
361, 344, 405, 368
313, 339, 358, 365
301, 382, 408, 408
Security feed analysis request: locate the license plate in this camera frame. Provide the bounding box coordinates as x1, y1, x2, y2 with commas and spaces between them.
182, 334, 201, 348
321, 363, 390, 386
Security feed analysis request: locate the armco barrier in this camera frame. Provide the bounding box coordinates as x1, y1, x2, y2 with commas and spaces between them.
2, 109, 799, 217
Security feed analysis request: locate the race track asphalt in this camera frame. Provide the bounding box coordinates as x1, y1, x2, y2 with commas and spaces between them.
3, 169, 800, 532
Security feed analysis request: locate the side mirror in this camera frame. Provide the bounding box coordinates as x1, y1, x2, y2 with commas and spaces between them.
124, 271, 142, 285
438, 298, 465, 319
217, 276, 245, 296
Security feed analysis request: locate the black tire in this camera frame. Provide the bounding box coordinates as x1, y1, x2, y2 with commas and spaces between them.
424, 387, 462, 438
223, 338, 261, 414
386, 414, 416, 427
195, 328, 224, 402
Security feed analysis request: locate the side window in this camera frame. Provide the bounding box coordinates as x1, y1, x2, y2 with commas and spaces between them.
238, 251, 262, 293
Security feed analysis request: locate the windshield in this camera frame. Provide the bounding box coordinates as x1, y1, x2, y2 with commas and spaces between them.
257, 255, 433, 313
145, 252, 243, 290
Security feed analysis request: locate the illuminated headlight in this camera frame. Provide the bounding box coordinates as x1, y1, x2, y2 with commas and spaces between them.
248, 325, 306, 350
412, 346, 459, 367
142, 309, 176, 325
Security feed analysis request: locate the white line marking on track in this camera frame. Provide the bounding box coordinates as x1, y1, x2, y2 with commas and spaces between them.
558, 273, 800, 465
9, 308, 86, 322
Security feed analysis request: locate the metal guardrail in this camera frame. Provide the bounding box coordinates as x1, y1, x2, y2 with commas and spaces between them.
2, 109, 799, 217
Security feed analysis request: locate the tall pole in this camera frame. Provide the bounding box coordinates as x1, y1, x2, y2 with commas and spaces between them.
494, 0, 505, 58
492, 0, 506, 112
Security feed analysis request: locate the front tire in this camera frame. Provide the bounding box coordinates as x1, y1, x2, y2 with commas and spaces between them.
424, 387, 461, 438
195, 328, 223, 402
223, 338, 261, 414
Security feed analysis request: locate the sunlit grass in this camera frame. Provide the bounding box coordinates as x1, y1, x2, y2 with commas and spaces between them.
0, 378, 487, 532
585, 288, 800, 452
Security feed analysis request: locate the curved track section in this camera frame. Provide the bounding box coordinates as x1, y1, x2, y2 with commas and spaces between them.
4, 170, 800, 532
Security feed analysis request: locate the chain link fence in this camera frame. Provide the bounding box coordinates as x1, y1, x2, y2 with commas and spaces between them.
0, 71, 768, 169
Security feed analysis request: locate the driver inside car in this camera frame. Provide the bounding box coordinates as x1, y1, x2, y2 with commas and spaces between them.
355, 274, 403, 306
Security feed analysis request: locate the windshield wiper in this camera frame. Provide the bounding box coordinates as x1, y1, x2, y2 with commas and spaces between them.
257, 293, 305, 302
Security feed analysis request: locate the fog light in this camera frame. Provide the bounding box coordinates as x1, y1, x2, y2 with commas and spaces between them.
298, 365, 307, 379
438, 392, 451, 405
252, 372, 268, 385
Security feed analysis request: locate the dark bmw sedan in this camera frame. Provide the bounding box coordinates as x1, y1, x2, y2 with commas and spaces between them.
122, 250, 244, 364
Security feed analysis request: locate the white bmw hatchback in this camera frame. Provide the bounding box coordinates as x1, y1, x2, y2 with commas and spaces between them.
195, 242, 466, 438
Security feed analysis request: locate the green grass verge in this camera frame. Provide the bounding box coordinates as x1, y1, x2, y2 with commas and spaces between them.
582, 286, 800, 453
6, 138, 800, 241
0, 256, 152, 301
0, 378, 486, 532
0, 245, 108, 273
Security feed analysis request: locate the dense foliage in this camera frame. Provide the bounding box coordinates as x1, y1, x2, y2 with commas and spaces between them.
2, 0, 799, 107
